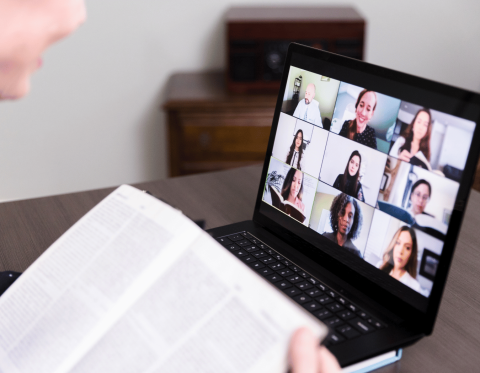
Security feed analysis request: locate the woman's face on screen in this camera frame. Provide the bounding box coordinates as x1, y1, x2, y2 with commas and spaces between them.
393, 230, 413, 270
348, 155, 360, 176
338, 202, 354, 236
0, 0, 86, 99
411, 183, 430, 215
412, 111, 430, 141
295, 132, 303, 150
355, 91, 376, 127
289, 170, 303, 199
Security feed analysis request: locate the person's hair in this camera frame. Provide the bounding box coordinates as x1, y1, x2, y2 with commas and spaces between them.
286, 129, 304, 169
399, 108, 432, 161
347, 89, 377, 140
380, 226, 418, 278
410, 179, 432, 200
281, 167, 304, 201
340, 150, 362, 194
329, 193, 363, 240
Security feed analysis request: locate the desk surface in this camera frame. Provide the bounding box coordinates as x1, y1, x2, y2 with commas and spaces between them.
0, 165, 479, 372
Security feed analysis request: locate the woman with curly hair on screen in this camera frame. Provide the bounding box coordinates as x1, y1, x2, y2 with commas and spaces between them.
378, 226, 422, 292
322, 193, 363, 257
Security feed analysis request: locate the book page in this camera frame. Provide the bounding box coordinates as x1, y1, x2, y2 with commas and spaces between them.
0, 185, 327, 373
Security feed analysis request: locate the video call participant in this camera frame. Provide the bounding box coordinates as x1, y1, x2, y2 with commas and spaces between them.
332, 150, 365, 202
286, 129, 304, 169
378, 226, 422, 292
293, 83, 323, 127
281, 168, 306, 213
408, 179, 432, 217
322, 193, 363, 257
389, 108, 432, 169
339, 89, 378, 149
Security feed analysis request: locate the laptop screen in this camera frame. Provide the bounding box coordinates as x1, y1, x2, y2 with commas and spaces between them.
258, 47, 480, 312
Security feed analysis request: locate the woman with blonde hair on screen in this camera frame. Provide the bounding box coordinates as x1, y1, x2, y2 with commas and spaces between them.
379, 226, 422, 292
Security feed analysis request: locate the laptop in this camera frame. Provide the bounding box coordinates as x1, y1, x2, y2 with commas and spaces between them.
208, 43, 480, 367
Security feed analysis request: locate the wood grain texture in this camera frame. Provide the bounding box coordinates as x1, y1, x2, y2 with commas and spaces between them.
0, 165, 479, 371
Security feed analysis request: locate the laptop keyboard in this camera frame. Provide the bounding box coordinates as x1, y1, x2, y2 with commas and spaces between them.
215, 231, 386, 346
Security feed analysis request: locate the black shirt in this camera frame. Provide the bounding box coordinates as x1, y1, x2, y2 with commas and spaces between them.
333, 174, 365, 203
339, 120, 377, 150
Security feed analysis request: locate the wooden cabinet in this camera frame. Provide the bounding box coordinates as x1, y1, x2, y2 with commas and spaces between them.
163, 71, 277, 177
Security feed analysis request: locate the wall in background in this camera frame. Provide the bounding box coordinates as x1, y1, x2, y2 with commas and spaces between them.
0, 0, 479, 202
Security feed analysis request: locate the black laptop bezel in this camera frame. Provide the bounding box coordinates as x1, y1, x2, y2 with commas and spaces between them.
252, 43, 480, 334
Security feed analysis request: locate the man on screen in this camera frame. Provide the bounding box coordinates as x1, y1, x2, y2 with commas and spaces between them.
293, 83, 323, 127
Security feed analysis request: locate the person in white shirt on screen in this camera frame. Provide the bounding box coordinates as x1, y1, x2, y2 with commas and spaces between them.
293, 83, 323, 127
378, 226, 422, 293
286, 129, 304, 169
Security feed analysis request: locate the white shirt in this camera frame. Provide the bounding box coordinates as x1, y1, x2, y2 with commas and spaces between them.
398, 271, 422, 293
287, 149, 302, 169
389, 136, 431, 170
293, 99, 322, 127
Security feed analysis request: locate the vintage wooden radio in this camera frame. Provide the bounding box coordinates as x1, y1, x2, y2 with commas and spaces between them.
226, 6, 366, 93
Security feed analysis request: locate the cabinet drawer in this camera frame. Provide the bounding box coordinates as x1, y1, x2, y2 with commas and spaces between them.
182, 125, 271, 161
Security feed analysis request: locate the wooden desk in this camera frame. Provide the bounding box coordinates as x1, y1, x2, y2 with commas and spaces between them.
163, 71, 276, 177
0, 166, 479, 372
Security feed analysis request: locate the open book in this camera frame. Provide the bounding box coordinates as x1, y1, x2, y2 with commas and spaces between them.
269, 185, 306, 223
0, 185, 327, 373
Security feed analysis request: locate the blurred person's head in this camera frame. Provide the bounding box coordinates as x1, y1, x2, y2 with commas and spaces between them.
304, 83, 316, 105
0, 0, 86, 99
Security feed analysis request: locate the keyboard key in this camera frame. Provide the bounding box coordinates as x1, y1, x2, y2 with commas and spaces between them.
327, 291, 337, 298
273, 254, 285, 261
240, 232, 253, 239
308, 278, 319, 286
347, 304, 358, 312
298, 271, 310, 279
275, 280, 292, 290
261, 257, 276, 264
303, 301, 322, 312
314, 309, 332, 320
244, 245, 258, 253
236, 239, 250, 246
216, 237, 232, 245
284, 287, 302, 297
250, 238, 260, 244
327, 302, 344, 313
248, 262, 265, 270
266, 274, 283, 283
291, 266, 300, 272
228, 234, 243, 241
293, 294, 312, 304
316, 295, 333, 305
233, 250, 248, 257
337, 297, 347, 305
357, 310, 369, 319
252, 251, 268, 258
277, 269, 293, 276
296, 282, 313, 290
367, 318, 385, 329
240, 256, 256, 264
337, 325, 361, 339
317, 284, 327, 291
349, 318, 375, 334
282, 259, 293, 267
337, 310, 356, 320
225, 244, 240, 251
324, 316, 344, 328
305, 289, 323, 297
257, 243, 267, 249
328, 333, 345, 345
269, 262, 285, 270
266, 249, 275, 255
286, 275, 303, 284
258, 268, 274, 276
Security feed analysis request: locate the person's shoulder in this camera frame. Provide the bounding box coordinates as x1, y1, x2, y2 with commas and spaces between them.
344, 240, 361, 256
366, 125, 376, 136
389, 136, 405, 155
312, 99, 320, 107
401, 272, 422, 291
322, 231, 335, 240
